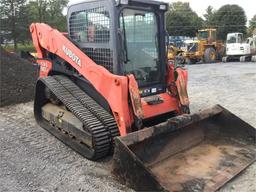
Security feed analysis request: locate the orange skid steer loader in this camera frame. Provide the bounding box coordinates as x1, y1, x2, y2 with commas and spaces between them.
30, 0, 255, 191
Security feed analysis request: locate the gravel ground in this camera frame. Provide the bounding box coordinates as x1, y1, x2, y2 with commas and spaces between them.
0, 62, 255, 192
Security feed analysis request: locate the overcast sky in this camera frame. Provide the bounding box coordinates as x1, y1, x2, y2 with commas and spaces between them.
68, 0, 255, 21
165, 0, 255, 21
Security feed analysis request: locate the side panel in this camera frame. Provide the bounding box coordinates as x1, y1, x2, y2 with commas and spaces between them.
141, 93, 180, 119
37, 59, 52, 77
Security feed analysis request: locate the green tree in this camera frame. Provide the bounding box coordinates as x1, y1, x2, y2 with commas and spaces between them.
249, 15, 256, 35
203, 6, 217, 28
27, 0, 49, 23
27, 0, 68, 31
214, 4, 247, 40
166, 2, 203, 37
0, 0, 27, 50
47, 0, 68, 31
0, 0, 68, 51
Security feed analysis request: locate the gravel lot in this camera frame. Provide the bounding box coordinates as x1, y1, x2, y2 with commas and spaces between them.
0, 62, 255, 192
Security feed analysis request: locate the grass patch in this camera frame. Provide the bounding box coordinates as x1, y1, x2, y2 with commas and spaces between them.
2, 43, 35, 53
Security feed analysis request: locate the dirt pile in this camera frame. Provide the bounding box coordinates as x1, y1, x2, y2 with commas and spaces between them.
0, 47, 39, 107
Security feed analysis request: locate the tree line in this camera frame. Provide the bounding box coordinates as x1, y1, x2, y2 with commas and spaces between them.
0, 0, 255, 51
167, 2, 256, 40
0, 0, 68, 50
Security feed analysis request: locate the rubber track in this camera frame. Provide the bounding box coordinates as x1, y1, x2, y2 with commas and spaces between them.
54, 76, 120, 139
41, 76, 112, 159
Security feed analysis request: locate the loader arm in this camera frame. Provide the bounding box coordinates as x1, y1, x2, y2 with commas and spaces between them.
30, 23, 133, 135
30, 23, 187, 135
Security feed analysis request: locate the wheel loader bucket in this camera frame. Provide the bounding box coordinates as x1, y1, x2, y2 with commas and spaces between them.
112, 105, 255, 192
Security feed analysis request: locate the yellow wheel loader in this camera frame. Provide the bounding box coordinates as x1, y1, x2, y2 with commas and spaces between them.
167, 45, 184, 62
183, 29, 225, 64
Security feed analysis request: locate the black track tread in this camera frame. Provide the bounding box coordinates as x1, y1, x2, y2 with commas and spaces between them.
41, 76, 111, 160
54, 75, 120, 139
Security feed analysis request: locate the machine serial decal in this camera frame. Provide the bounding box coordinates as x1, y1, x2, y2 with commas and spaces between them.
63, 45, 81, 67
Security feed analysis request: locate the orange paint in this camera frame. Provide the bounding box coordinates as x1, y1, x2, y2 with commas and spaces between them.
30, 23, 188, 136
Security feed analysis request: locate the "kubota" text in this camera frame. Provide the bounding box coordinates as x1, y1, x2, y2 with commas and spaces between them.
63, 45, 81, 67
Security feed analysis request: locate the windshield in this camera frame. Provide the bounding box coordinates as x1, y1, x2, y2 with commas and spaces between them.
227, 34, 243, 44
187, 42, 198, 52
198, 31, 209, 40
120, 9, 160, 86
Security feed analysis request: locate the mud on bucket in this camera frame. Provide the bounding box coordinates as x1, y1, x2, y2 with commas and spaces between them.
112, 105, 255, 192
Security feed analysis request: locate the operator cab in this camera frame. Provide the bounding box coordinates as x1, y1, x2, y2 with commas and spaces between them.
198, 29, 216, 42
227, 33, 243, 44
67, 0, 168, 97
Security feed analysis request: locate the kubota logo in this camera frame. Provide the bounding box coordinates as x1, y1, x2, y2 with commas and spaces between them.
63, 45, 81, 67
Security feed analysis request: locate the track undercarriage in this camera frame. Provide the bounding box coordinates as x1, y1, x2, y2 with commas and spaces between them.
34, 75, 119, 160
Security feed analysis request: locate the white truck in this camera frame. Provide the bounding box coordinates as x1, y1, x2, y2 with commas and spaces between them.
222, 33, 256, 62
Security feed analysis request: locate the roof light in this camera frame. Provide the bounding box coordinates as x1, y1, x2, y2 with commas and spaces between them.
159, 4, 167, 10
119, 0, 129, 4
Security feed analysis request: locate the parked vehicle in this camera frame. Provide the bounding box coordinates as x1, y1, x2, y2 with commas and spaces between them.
182, 29, 224, 64
222, 33, 256, 62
